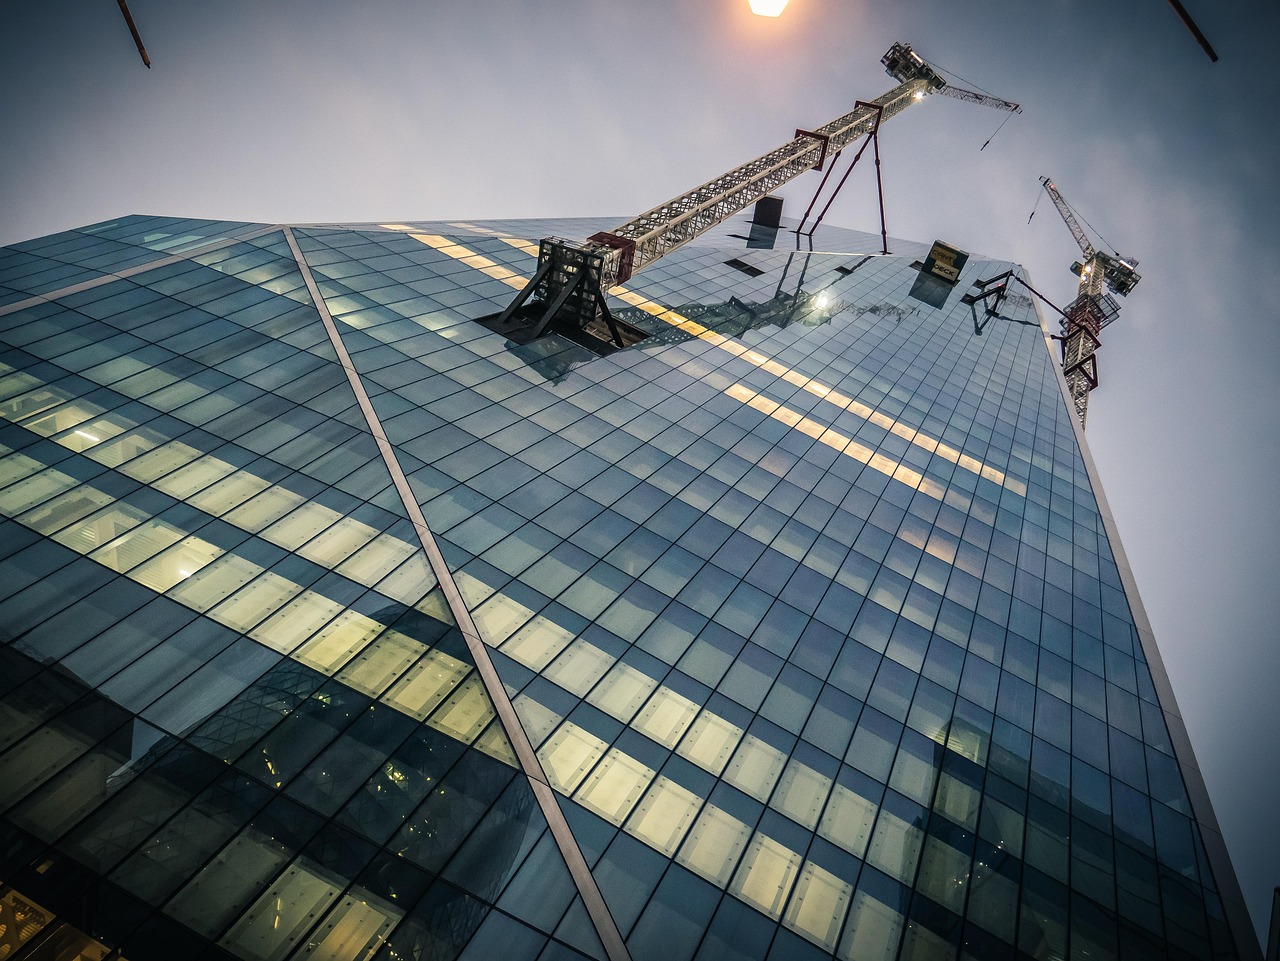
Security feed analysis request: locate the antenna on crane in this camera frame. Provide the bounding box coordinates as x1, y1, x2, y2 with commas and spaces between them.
1036, 176, 1142, 429
492, 42, 1019, 352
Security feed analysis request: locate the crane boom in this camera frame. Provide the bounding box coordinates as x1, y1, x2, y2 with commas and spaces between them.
609, 80, 926, 278
496, 42, 1019, 346
937, 85, 1021, 114
1041, 177, 1096, 261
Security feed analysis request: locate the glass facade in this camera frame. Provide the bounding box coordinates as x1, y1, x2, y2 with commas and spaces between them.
0, 212, 1256, 961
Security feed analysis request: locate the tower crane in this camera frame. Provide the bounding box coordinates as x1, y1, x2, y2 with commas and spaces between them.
496, 43, 1019, 348
1037, 176, 1141, 429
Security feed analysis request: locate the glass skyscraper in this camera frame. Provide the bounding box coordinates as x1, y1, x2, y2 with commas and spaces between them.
0, 212, 1258, 961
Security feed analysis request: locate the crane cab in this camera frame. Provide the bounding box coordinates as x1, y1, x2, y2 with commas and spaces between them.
881, 43, 947, 93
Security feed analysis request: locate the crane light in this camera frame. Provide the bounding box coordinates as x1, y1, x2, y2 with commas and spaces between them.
748, 0, 789, 15
913, 90, 925, 100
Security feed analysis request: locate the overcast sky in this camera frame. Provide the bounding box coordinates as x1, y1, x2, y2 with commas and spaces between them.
2, 0, 1276, 946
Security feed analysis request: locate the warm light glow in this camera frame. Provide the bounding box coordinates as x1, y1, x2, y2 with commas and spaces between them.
748, 0, 789, 15
913, 90, 925, 100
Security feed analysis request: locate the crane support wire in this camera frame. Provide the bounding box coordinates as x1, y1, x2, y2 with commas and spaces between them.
1027, 184, 1044, 224
980, 109, 1016, 150
1063, 194, 1120, 260
921, 59, 1015, 150
1036, 178, 1122, 257
929, 59, 997, 97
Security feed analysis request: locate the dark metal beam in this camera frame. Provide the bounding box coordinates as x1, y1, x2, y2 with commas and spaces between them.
1165, 0, 1219, 62
116, 0, 151, 68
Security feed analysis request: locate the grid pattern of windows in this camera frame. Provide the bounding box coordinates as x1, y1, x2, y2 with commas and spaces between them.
0, 213, 1250, 961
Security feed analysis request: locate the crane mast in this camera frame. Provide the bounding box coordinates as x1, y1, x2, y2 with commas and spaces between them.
497, 43, 1018, 346
1039, 177, 1141, 429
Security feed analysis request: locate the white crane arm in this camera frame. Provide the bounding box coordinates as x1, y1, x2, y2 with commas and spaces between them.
1041, 177, 1097, 261
937, 84, 1021, 114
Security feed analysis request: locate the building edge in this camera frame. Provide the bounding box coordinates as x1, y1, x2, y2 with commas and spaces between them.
1028, 270, 1263, 961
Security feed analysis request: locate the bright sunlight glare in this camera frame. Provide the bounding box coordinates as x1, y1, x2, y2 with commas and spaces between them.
748, 0, 789, 16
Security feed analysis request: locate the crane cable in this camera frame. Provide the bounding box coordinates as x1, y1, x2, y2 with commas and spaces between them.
1027, 185, 1044, 224
980, 111, 1015, 151
1071, 203, 1121, 258
1027, 180, 1124, 255
931, 59, 1016, 151
930, 60, 996, 97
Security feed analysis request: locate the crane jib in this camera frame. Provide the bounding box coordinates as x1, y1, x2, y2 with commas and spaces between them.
493, 42, 1019, 349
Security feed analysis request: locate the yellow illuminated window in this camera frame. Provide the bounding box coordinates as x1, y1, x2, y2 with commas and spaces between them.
587, 661, 657, 722
677, 711, 743, 776
128, 534, 225, 592
574, 749, 655, 825
297, 515, 380, 569
151, 454, 238, 500
818, 782, 878, 857
224, 485, 306, 532
413, 586, 452, 626
0, 451, 48, 488
21, 399, 106, 437
84, 425, 167, 468
426, 674, 494, 744
625, 776, 702, 857
265, 501, 344, 551
294, 889, 402, 961
837, 889, 904, 961
293, 610, 386, 674
211, 571, 304, 633
167, 552, 263, 611
0, 467, 80, 515
120, 438, 203, 482
888, 749, 938, 805
473, 721, 517, 767
90, 517, 191, 575
730, 834, 802, 920
472, 590, 536, 645
15, 484, 114, 535
676, 803, 751, 886
512, 694, 562, 747
543, 638, 614, 696
866, 807, 924, 884
723, 735, 787, 802
337, 629, 425, 697
250, 591, 346, 655
784, 860, 853, 952
186, 471, 273, 517
500, 615, 575, 670
51, 500, 150, 554
771, 759, 833, 830
383, 649, 470, 720
633, 686, 699, 748
337, 533, 417, 586
374, 552, 439, 607
933, 771, 980, 830
537, 721, 608, 794
0, 386, 67, 422
219, 860, 343, 961
0, 889, 56, 954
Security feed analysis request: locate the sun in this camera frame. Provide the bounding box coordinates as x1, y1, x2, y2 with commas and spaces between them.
748, 0, 789, 16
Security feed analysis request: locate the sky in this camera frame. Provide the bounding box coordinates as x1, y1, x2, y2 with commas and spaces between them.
2, 0, 1277, 947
